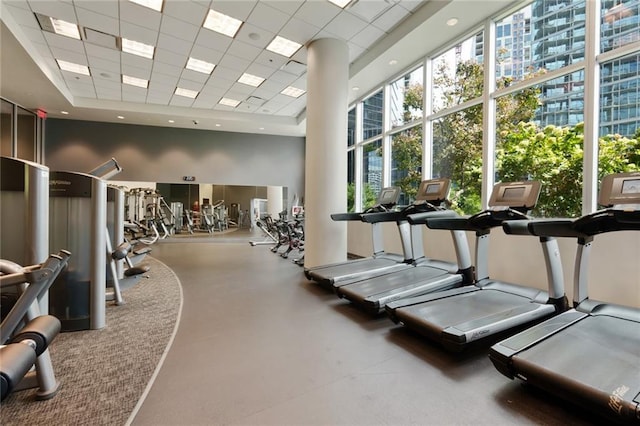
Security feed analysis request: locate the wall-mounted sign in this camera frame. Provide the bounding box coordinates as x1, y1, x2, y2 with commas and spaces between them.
183, 176, 196, 182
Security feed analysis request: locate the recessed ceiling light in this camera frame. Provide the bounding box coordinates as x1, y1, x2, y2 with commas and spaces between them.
61, 110, 69, 115
259, 127, 265, 130
50, 17, 81, 39
328, 0, 352, 8
57, 59, 90, 76
168, 119, 174, 123
219, 98, 241, 108
281, 86, 306, 98
122, 75, 148, 88
238, 73, 265, 87
352, 86, 360, 91
117, 115, 125, 119
122, 38, 155, 59
186, 57, 215, 74
215, 123, 221, 127
389, 59, 398, 65
128, 0, 163, 12
266, 36, 302, 58
446, 17, 459, 26
203, 9, 243, 38
175, 87, 199, 99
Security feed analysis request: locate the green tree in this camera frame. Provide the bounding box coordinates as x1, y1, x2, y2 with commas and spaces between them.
347, 182, 379, 212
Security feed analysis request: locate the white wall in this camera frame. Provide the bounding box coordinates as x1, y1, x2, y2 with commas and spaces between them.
347, 221, 640, 308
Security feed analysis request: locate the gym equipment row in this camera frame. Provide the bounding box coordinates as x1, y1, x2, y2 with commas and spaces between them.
250, 210, 305, 266
305, 172, 640, 424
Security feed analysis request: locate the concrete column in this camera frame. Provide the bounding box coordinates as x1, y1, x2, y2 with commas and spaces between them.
267, 186, 283, 218
304, 38, 349, 268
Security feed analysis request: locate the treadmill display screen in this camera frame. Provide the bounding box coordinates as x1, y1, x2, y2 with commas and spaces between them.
379, 189, 396, 203
621, 179, 640, 194
425, 183, 441, 194
502, 186, 526, 201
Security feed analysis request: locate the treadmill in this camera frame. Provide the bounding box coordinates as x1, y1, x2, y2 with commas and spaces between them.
335, 178, 474, 315
305, 186, 414, 289
386, 180, 569, 352
489, 172, 640, 424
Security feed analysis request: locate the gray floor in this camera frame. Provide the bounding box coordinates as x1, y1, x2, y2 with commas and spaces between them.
131, 234, 598, 425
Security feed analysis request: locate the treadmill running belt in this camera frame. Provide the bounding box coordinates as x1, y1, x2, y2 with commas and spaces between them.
512, 315, 640, 421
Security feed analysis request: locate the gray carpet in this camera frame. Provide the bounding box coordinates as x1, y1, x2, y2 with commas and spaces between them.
0, 256, 182, 426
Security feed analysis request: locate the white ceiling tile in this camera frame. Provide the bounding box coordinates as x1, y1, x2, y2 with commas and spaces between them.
74, 0, 119, 18
195, 28, 232, 53
324, 11, 368, 40
18, 26, 48, 45
123, 91, 148, 103
95, 88, 122, 101
398, 0, 426, 12
211, 66, 242, 83
120, 21, 159, 46
50, 46, 89, 65
152, 60, 183, 77
237, 102, 260, 113
290, 47, 307, 64
279, 17, 320, 46
3, 0, 31, 10
85, 43, 120, 63
253, 50, 288, 69
372, 4, 409, 32
169, 95, 195, 107
269, 70, 297, 85
350, 22, 386, 49
122, 62, 152, 80
234, 23, 274, 49
199, 85, 225, 98
28, 0, 77, 22
348, 42, 366, 62
191, 96, 217, 109
5, 4, 40, 28
203, 73, 234, 90
162, 0, 208, 25
87, 56, 121, 73
228, 82, 255, 96
227, 40, 262, 63
176, 78, 203, 91
218, 53, 251, 73
43, 32, 84, 53
160, 15, 200, 43
76, 7, 119, 35
119, 0, 162, 31
292, 75, 307, 89
210, 0, 257, 21
148, 80, 174, 93
257, 79, 288, 93
347, 0, 397, 23
245, 63, 275, 80
32, 41, 53, 57
251, 86, 278, 100
190, 44, 224, 65
93, 77, 121, 90
155, 48, 188, 67
278, 101, 304, 116
213, 103, 237, 112
122, 53, 153, 73
261, 1, 304, 15
246, 3, 289, 34
179, 69, 210, 85
63, 74, 93, 87
294, 1, 341, 29
150, 71, 179, 86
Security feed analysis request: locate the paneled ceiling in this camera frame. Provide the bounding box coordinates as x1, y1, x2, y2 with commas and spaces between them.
0, 0, 513, 136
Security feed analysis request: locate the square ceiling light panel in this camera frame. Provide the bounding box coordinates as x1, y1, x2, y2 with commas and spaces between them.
238, 73, 265, 87
281, 86, 306, 98
35, 14, 81, 39
219, 97, 241, 107
57, 59, 90, 76
129, 0, 164, 12
203, 10, 243, 38
123, 75, 149, 88
266, 36, 302, 58
122, 38, 155, 59
175, 87, 199, 98
186, 57, 216, 74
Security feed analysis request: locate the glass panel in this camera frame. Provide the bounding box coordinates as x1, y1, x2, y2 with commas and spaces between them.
361, 139, 383, 209
496, 1, 586, 84
347, 107, 356, 147
599, 53, 640, 191
432, 105, 483, 214
1, 99, 13, 157
389, 66, 423, 128
16, 107, 36, 161
347, 148, 356, 212
495, 73, 586, 218
432, 32, 484, 113
362, 90, 383, 140
601, 0, 640, 53
600, 53, 640, 137
391, 126, 422, 205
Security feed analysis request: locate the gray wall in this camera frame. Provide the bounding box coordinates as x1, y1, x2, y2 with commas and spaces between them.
44, 119, 305, 200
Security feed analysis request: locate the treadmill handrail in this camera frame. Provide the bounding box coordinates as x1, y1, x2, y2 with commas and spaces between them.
406, 209, 459, 225
426, 208, 530, 232
360, 202, 447, 224
330, 212, 369, 221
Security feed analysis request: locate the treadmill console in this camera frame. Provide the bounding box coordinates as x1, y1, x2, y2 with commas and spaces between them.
489, 181, 541, 210
598, 172, 640, 207
414, 178, 451, 204
376, 187, 401, 207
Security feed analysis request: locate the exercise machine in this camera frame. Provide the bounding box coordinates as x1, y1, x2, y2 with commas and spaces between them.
0, 251, 71, 400
386, 180, 568, 352
335, 179, 471, 314
305, 186, 415, 288
489, 172, 640, 423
